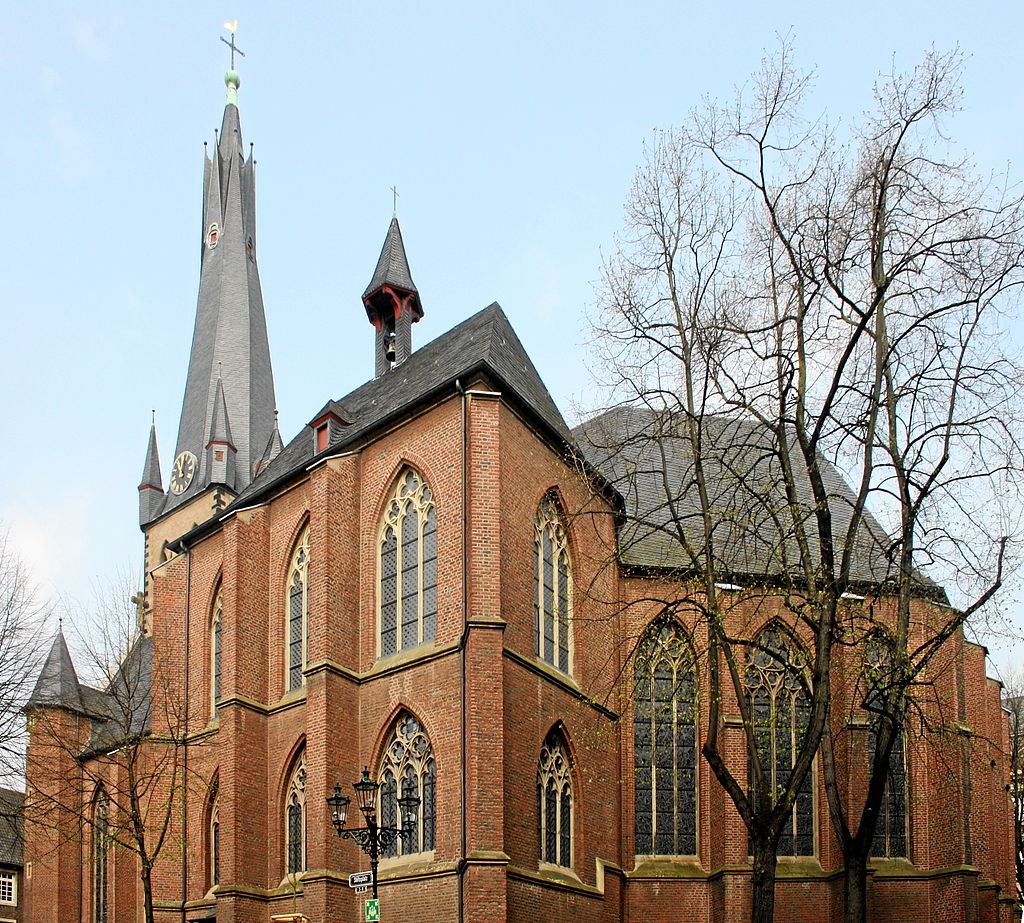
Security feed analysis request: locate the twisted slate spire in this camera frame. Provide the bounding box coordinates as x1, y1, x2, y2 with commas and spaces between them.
161, 70, 276, 515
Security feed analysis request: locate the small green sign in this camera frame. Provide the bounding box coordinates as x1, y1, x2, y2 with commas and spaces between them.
365, 898, 381, 922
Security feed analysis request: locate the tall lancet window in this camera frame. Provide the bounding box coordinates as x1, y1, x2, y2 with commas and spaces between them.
745, 626, 814, 856
286, 527, 310, 691
208, 781, 220, 889
211, 590, 222, 717
379, 469, 437, 657
379, 713, 436, 857
93, 789, 109, 923
537, 731, 573, 868
865, 640, 908, 858
634, 620, 698, 856
535, 493, 572, 673
285, 752, 306, 875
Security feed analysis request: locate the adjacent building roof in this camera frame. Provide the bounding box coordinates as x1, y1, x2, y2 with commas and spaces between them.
0, 788, 22, 867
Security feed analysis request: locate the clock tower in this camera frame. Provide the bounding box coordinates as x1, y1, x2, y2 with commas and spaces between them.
138, 66, 277, 570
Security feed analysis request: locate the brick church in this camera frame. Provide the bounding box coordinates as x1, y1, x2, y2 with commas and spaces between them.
23, 65, 1019, 923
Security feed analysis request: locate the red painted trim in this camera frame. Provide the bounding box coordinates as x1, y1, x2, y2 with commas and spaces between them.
138, 484, 165, 494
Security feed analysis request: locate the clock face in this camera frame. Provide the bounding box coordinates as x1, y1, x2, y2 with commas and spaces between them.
170, 451, 198, 495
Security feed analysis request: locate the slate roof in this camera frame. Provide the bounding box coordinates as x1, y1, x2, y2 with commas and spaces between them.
139, 421, 162, 490
573, 405, 933, 589
0, 788, 22, 867
363, 217, 419, 299
27, 632, 153, 757
214, 302, 570, 519
27, 633, 84, 712
83, 635, 152, 757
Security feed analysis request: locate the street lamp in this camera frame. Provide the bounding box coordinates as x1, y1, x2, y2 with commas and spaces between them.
327, 767, 421, 899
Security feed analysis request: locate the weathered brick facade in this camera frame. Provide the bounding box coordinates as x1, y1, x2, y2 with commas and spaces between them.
24, 374, 1020, 922
21, 71, 1019, 923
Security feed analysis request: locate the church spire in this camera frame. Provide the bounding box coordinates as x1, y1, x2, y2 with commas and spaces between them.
138, 414, 164, 525
161, 60, 276, 515
362, 216, 423, 377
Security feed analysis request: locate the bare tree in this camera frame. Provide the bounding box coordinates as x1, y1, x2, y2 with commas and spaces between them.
1001, 669, 1024, 902
0, 529, 47, 787
25, 583, 189, 923
587, 43, 1024, 923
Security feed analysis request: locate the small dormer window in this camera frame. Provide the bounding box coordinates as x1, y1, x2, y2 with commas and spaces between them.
206, 222, 220, 248
316, 424, 329, 453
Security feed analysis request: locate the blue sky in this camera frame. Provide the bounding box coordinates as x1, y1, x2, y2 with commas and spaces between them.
1, 1, 1021, 670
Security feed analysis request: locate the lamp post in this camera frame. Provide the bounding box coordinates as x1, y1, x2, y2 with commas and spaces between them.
327, 767, 421, 900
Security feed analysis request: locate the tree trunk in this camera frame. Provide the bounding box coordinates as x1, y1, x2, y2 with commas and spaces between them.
750, 836, 778, 923
843, 848, 869, 923
141, 863, 155, 923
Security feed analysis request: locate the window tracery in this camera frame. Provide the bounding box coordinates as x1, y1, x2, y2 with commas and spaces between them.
286, 527, 310, 691
634, 620, 697, 856
535, 494, 571, 673
93, 789, 109, 923
208, 784, 220, 888
379, 713, 436, 857
865, 640, 908, 858
379, 469, 437, 657
211, 591, 222, 716
745, 627, 814, 856
537, 732, 573, 868
285, 753, 306, 875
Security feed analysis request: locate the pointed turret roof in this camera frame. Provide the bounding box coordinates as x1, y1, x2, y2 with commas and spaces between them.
256, 411, 284, 473
363, 217, 421, 305
208, 377, 234, 447
139, 420, 162, 491
28, 632, 83, 712
161, 70, 276, 516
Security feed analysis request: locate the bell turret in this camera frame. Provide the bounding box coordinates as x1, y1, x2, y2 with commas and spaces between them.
362, 217, 423, 377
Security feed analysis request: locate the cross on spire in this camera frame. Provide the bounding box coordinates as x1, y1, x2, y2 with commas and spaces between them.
221, 22, 245, 69
390, 185, 400, 218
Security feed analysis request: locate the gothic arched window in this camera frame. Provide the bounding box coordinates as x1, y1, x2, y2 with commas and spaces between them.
211, 590, 222, 717
286, 527, 310, 692
865, 641, 908, 858
207, 782, 220, 889
379, 469, 437, 658
93, 789, 109, 923
535, 494, 571, 673
537, 732, 573, 868
634, 620, 698, 856
285, 753, 306, 875
745, 627, 814, 856
379, 713, 436, 857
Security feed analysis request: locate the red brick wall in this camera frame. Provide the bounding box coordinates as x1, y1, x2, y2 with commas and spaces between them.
24, 387, 1019, 923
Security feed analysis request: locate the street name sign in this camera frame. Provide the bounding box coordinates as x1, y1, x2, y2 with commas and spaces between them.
349, 871, 373, 887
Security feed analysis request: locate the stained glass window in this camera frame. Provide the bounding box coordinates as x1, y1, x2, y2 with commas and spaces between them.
209, 786, 220, 888
745, 627, 814, 856
211, 591, 222, 717
379, 470, 437, 658
634, 620, 698, 855
379, 713, 436, 856
538, 733, 573, 868
287, 528, 310, 691
93, 789, 109, 923
285, 753, 306, 874
865, 641, 908, 858
535, 494, 571, 674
